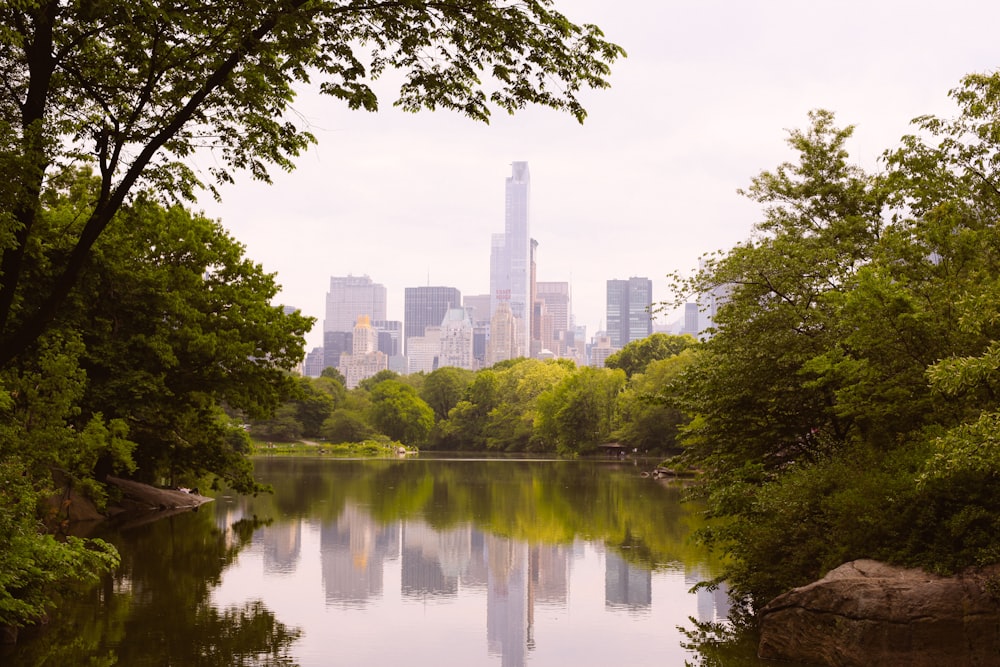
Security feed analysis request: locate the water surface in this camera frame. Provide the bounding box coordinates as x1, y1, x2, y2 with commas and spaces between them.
5, 456, 755, 666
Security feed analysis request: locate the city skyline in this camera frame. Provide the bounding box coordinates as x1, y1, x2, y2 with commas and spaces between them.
194, 1, 1000, 352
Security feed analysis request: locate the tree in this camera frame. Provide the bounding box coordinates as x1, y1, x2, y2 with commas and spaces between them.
604, 332, 697, 378
614, 350, 697, 453
670, 110, 886, 474
320, 409, 375, 443
357, 369, 401, 392
320, 367, 347, 386
484, 359, 573, 451
72, 180, 310, 491
0, 1, 623, 366
0, 460, 119, 632
435, 369, 500, 450
669, 81, 1000, 613
368, 380, 434, 446
420, 366, 475, 422
1, 167, 309, 494
534, 366, 625, 455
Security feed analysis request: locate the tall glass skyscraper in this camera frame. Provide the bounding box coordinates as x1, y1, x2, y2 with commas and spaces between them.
490, 162, 532, 355
404, 285, 462, 354
324, 275, 387, 333
606, 277, 653, 348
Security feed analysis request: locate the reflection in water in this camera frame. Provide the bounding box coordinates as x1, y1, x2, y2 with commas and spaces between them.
217, 491, 733, 667
605, 550, 651, 611
321, 505, 399, 607
5, 458, 752, 666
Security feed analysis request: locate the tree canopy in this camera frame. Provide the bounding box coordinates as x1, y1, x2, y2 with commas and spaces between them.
667, 74, 1000, 612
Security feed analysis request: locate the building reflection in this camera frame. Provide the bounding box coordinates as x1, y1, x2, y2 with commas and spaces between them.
685, 567, 731, 623
320, 503, 399, 607
401, 521, 461, 598
486, 535, 527, 667
300, 502, 676, 667
605, 550, 652, 610
260, 519, 301, 575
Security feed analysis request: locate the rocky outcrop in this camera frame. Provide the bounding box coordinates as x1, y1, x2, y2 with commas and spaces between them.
758, 559, 1000, 666
105, 475, 213, 513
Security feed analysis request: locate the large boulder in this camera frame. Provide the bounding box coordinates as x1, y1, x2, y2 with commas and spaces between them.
758, 559, 1000, 666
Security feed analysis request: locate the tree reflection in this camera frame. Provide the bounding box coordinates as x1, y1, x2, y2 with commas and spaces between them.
5, 509, 300, 666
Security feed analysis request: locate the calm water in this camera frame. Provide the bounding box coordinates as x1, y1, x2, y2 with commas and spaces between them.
5, 456, 763, 666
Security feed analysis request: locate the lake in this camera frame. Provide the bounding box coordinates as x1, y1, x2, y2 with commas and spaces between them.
4, 456, 765, 666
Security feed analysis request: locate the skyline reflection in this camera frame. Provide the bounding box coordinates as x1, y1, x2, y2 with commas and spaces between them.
214, 496, 730, 667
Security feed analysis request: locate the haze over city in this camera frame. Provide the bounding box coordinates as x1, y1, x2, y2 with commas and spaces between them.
196, 0, 1000, 351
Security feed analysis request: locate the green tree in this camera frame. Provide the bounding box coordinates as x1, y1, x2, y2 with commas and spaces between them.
358, 369, 401, 392
614, 350, 697, 453
320, 367, 347, 385
73, 184, 310, 492
435, 369, 501, 450
368, 380, 434, 446
671, 81, 1000, 613
0, 460, 119, 632
249, 404, 304, 443
320, 409, 375, 443
0, 1, 623, 366
667, 110, 891, 609
604, 332, 697, 378
671, 110, 886, 475
535, 366, 625, 455
484, 359, 573, 451
420, 366, 475, 422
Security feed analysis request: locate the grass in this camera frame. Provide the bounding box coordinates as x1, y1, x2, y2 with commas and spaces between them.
249, 438, 417, 457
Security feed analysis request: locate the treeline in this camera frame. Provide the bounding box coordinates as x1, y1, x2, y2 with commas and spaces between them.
250, 332, 698, 456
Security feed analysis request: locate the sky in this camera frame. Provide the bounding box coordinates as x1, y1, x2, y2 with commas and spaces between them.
196, 0, 1000, 352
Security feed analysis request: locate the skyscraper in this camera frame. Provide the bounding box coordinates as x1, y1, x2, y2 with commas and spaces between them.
404, 286, 462, 354
338, 315, 388, 389
487, 301, 519, 364
606, 277, 653, 348
490, 162, 532, 355
324, 275, 387, 333
536, 281, 571, 356
438, 307, 475, 370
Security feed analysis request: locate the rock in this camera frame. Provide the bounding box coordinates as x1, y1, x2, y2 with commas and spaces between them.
106, 476, 213, 512
758, 559, 1000, 666
47, 469, 104, 524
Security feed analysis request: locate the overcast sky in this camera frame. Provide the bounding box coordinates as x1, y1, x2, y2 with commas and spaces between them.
196, 1, 1000, 351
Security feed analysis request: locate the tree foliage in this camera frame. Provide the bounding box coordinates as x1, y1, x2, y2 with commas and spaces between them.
0, 460, 119, 629
368, 380, 434, 446
614, 350, 698, 453
0, 0, 623, 366
535, 366, 625, 454
666, 75, 1000, 612
604, 332, 697, 378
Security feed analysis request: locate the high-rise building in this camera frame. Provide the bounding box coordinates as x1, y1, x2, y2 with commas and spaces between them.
589, 334, 615, 368
438, 307, 475, 370
463, 294, 492, 327
404, 286, 461, 353
606, 277, 653, 348
323, 330, 352, 372
490, 162, 532, 355
304, 346, 326, 377
680, 302, 700, 336
407, 328, 441, 374
487, 301, 519, 365
324, 275, 387, 333
536, 281, 570, 357
339, 315, 388, 389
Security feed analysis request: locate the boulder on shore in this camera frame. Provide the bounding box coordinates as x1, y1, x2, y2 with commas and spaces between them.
758, 559, 1000, 666
105, 475, 213, 513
